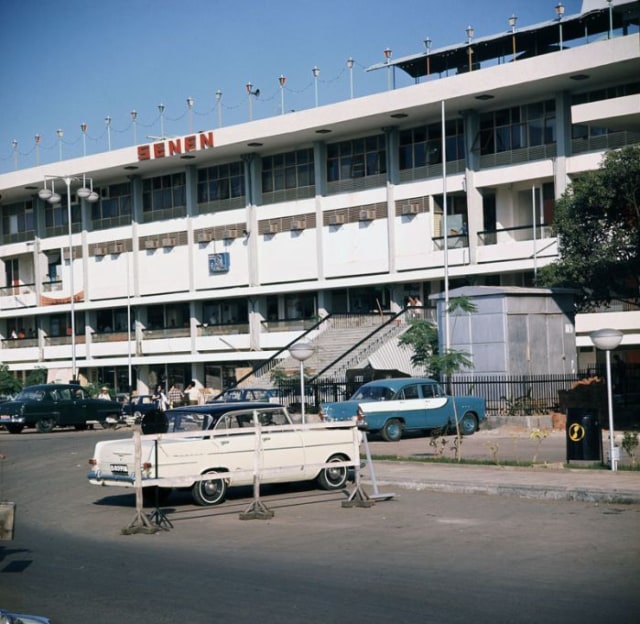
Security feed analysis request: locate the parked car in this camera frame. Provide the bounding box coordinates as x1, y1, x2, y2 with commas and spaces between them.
319, 377, 486, 441
0, 383, 122, 434
88, 401, 359, 506
120, 394, 160, 426
207, 387, 279, 403
0, 608, 51, 624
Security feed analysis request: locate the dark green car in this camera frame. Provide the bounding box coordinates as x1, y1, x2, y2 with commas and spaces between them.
0, 384, 122, 434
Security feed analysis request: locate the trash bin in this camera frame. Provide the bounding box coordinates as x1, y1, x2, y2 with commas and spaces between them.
566, 408, 602, 462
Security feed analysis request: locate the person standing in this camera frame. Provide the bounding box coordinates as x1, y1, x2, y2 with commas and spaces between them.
184, 382, 200, 406
154, 384, 169, 411
168, 384, 183, 408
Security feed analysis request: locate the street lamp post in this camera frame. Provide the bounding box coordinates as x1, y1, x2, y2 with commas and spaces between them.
246, 83, 260, 120
289, 342, 314, 424
312, 66, 320, 107
466, 26, 475, 72
278, 75, 286, 115
346, 57, 354, 99
508, 14, 517, 61
215, 90, 223, 127
130, 110, 138, 145
383, 48, 393, 90
590, 328, 624, 470
423, 37, 432, 76
186, 97, 195, 133
38, 175, 99, 382
555, 2, 565, 50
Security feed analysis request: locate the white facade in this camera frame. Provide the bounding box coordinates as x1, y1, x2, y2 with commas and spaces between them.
1, 2, 639, 393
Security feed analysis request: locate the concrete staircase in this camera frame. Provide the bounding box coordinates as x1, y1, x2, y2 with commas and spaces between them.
246, 313, 423, 386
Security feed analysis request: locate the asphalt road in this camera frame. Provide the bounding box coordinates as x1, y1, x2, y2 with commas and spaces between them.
1, 428, 639, 623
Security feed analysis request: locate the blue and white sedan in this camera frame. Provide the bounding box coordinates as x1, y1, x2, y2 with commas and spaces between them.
319, 377, 486, 441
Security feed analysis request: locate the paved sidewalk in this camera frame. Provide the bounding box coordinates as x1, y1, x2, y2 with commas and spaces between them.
359, 427, 640, 504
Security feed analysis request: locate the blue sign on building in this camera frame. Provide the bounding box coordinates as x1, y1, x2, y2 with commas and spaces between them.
208, 252, 230, 274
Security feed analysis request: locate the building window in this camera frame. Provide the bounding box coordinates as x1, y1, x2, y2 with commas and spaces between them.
142, 173, 186, 220
399, 119, 464, 170
1, 200, 34, 242
92, 182, 131, 229
197, 162, 245, 206
327, 135, 386, 182
478, 99, 556, 155
262, 148, 315, 194
44, 195, 81, 237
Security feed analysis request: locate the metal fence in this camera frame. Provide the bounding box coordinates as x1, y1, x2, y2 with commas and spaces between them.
276, 369, 639, 416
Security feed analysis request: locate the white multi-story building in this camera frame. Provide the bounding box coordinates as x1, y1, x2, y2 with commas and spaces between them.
1, 0, 639, 394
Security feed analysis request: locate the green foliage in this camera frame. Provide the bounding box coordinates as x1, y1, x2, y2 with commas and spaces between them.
538, 145, 640, 311
399, 315, 474, 377
25, 367, 47, 387
0, 363, 22, 396
621, 431, 639, 467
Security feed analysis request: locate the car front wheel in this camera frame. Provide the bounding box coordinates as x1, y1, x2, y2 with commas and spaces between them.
5, 424, 24, 434
316, 454, 349, 490
192, 470, 229, 506
381, 418, 403, 442
36, 417, 56, 434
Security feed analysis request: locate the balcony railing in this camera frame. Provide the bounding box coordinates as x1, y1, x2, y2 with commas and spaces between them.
197, 323, 250, 336
478, 223, 553, 246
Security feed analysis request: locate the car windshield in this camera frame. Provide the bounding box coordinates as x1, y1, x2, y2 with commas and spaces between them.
15, 388, 46, 401
351, 385, 396, 402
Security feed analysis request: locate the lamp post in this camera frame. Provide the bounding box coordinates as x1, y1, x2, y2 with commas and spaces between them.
312, 66, 320, 107
508, 14, 517, 61
383, 48, 393, 90
466, 25, 475, 72
186, 96, 194, 133
130, 110, 138, 145
56, 129, 64, 161
590, 328, 623, 470
555, 2, 565, 50
105, 116, 112, 151
290, 342, 314, 424
246, 83, 260, 120
80, 123, 87, 156
424, 37, 432, 76
11, 140, 18, 170
607, 0, 613, 39
38, 175, 99, 382
35, 134, 41, 166
347, 57, 354, 99
158, 103, 166, 139
215, 90, 223, 127
278, 74, 286, 115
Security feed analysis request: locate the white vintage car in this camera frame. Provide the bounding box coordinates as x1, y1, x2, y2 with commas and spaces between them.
88, 402, 360, 506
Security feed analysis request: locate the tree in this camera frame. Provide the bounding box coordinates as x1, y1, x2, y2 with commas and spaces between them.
538, 145, 640, 311
0, 363, 22, 396
399, 297, 475, 377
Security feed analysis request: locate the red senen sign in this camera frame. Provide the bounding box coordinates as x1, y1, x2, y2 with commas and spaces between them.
137, 131, 214, 161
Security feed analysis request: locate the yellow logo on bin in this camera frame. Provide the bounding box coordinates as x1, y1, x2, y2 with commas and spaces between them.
568, 423, 585, 442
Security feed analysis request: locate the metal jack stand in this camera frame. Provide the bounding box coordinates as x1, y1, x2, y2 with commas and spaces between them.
147, 439, 172, 530
240, 477, 274, 520
362, 432, 395, 502
342, 439, 375, 508
147, 492, 173, 531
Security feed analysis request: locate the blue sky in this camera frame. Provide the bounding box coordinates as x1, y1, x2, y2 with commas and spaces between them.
0, 0, 584, 171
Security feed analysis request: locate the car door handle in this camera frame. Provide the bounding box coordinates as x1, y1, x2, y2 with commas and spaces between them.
262, 436, 271, 441
219, 440, 230, 445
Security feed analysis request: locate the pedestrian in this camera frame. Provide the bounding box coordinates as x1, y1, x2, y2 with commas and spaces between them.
184, 381, 200, 406
98, 387, 111, 401
154, 384, 169, 411
167, 384, 183, 408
